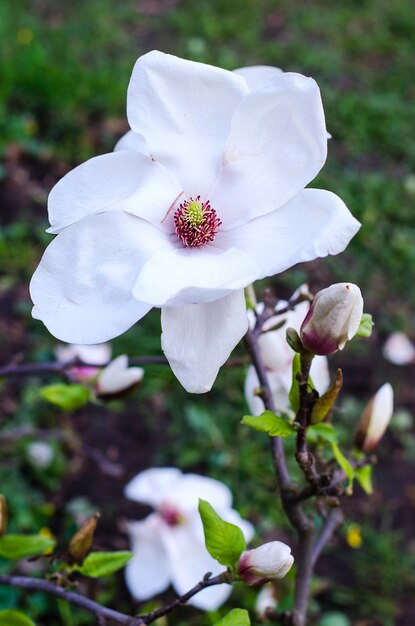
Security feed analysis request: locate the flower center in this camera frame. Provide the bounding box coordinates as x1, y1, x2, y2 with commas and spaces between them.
159, 503, 185, 527
174, 196, 221, 247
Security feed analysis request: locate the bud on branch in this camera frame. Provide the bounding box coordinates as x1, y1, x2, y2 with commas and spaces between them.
300, 283, 363, 356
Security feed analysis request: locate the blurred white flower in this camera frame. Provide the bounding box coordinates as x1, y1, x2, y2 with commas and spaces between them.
96, 355, 144, 397
382, 332, 415, 365
31, 51, 360, 394
124, 467, 254, 611
255, 584, 278, 618
55, 343, 112, 382
300, 283, 363, 355
355, 383, 393, 452
26, 442, 54, 469
238, 541, 294, 586
245, 297, 330, 414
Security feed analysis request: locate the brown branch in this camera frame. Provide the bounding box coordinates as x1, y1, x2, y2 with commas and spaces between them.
311, 508, 344, 569
140, 572, 229, 623
0, 572, 228, 625
0, 356, 248, 380
0, 575, 143, 625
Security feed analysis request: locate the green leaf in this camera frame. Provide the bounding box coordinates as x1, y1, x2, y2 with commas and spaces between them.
241, 411, 296, 437
356, 314, 374, 338
0, 610, 36, 626
198, 499, 246, 569
214, 609, 250, 626
288, 353, 301, 412
76, 551, 133, 577
355, 465, 373, 495
307, 423, 338, 445
330, 443, 355, 491
0, 534, 55, 560
40, 384, 90, 411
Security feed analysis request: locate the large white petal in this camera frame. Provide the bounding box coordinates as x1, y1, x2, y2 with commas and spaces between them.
125, 467, 183, 507
125, 515, 171, 600
174, 474, 233, 512
215, 189, 360, 278
233, 65, 282, 92
127, 51, 248, 198
30, 212, 170, 344
161, 524, 232, 611
47, 150, 182, 234
209, 72, 328, 229
161, 290, 248, 393
133, 245, 259, 307
114, 130, 149, 154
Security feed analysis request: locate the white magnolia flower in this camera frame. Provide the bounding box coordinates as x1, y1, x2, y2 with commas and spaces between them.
255, 584, 278, 618
382, 332, 415, 365
31, 51, 360, 393
300, 283, 363, 355
54, 343, 112, 365
124, 467, 254, 611
96, 355, 144, 396
355, 383, 393, 452
55, 342, 112, 382
238, 541, 294, 586
245, 298, 330, 414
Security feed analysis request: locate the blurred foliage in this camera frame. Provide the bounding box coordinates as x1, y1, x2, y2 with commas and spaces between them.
0, 0, 414, 625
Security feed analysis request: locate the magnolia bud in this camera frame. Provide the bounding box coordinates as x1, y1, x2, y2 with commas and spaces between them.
300, 283, 363, 355
355, 383, 393, 452
238, 541, 294, 586
68, 512, 100, 564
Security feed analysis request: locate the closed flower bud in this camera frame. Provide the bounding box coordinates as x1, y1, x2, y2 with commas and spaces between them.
355, 383, 393, 452
238, 541, 294, 586
300, 283, 363, 355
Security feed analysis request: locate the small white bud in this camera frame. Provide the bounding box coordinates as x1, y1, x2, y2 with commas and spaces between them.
355, 383, 394, 452
26, 442, 54, 469
238, 541, 294, 586
300, 283, 363, 355
382, 332, 415, 365
96, 355, 144, 397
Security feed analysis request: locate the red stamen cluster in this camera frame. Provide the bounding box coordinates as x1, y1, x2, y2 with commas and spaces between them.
174, 196, 222, 247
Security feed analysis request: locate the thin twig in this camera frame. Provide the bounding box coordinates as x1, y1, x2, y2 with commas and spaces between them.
0, 355, 248, 379
0, 575, 143, 625
311, 508, 344, 569
140, 572, 229, 623
0, 572, 228, 625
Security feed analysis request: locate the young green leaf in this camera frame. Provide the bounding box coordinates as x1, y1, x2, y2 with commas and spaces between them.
355, 465, 373, 495
307, 423, 338, 445
0, 534, 55, 560
198, 499, 246, 569
0, 610, 36, 626
40, 384, 90, 411
241, 411, 296, 437
76, 551, 133, 577
310, 369, 343, 424
288, 353, 301, 412
356, 313, 374, 338
214, 609, 250, 626
330, 443, 355, 491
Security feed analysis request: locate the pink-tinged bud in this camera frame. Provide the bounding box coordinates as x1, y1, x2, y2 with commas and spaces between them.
238, 541, 294, 586
355, 383, 393, 452
300, 283, 363, 355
